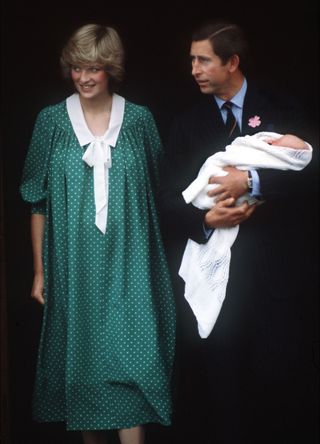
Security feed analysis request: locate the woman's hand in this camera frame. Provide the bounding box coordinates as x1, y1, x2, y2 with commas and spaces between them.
31, 272, 45, 305
31, 213, 46, 305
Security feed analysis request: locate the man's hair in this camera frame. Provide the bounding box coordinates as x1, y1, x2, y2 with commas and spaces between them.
192, 21, 249, 69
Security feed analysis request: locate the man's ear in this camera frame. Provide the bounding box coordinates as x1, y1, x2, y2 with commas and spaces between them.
229, 54, 240, 72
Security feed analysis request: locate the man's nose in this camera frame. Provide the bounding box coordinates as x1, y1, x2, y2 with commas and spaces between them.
192, 60, 201, 76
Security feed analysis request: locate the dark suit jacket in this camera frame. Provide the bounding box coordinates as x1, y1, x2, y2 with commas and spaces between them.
160, 83, 318, 442
161, 83, 312, 242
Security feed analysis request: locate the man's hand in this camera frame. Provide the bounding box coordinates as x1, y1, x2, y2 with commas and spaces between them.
204, 197, 256, 229
208, 166, 248, 202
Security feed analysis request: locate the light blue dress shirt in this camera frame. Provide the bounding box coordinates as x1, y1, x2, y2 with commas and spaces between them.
215, 78, 247, 131
214, 78, 261, 198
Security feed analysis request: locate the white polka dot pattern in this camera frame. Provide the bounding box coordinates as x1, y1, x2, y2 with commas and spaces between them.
20, 99, 176, 430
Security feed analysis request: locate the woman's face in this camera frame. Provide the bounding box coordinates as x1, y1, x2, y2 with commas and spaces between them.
70, 64, 109, 99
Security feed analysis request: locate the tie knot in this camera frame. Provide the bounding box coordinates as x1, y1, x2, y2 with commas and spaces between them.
222, 101, 233, 111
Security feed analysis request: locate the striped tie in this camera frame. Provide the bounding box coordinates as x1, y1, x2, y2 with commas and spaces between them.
223, 101, 240, 138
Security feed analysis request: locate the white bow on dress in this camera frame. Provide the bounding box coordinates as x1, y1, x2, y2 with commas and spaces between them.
66, 93, 125, 233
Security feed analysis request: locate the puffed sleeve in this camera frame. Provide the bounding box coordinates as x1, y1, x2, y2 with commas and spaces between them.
141, 107, 163, 188
20, 108, 55, 215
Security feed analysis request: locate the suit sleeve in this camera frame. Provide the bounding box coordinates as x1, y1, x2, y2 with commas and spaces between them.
159, 116, 209, 244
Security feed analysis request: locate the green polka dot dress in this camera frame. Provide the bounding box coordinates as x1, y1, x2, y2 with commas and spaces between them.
20, 95, 176, 431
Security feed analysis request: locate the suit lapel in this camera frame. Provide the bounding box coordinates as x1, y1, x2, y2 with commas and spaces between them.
198, 95, 224, 131
194, 95, 227, 156
242, 84, 276, 134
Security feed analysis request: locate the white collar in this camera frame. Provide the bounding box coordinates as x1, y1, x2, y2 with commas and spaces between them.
66, 92, 125, 146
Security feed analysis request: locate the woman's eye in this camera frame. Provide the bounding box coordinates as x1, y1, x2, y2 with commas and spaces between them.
72, 66, 81, 73
90, 67, 100, 73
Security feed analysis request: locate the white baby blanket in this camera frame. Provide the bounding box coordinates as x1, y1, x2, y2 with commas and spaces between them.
179, 132, 312, 338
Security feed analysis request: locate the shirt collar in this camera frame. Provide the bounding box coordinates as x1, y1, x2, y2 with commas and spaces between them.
214, 77, 247, 110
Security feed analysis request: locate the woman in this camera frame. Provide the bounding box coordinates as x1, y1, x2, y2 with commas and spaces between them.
20, 24, 175, 444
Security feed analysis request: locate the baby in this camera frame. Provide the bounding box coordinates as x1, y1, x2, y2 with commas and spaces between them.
179, 131, 312, 339
183, 132, 312, 211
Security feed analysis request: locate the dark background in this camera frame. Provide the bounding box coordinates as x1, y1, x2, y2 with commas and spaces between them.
1, 1, 319, 443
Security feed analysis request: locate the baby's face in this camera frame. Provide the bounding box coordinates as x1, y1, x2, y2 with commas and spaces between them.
266, 134, 307, 150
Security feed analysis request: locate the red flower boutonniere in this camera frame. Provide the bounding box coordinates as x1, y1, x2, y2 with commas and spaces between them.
248, 115, 261, 128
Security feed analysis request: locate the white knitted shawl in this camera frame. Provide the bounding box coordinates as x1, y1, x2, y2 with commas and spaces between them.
179, 132, 312, 339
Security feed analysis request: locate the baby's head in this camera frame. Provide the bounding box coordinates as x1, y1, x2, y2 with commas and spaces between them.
266, 134, 307, 150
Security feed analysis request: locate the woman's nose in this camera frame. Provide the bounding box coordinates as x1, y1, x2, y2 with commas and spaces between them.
79, 69, 90, 82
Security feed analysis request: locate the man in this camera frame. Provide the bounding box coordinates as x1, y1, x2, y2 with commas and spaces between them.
160, 21, 317, 444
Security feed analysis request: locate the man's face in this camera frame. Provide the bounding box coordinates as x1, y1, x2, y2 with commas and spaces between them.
190, 39, 231, 96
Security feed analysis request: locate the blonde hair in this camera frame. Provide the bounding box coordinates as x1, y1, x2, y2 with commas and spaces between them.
60, 24, 125, 85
